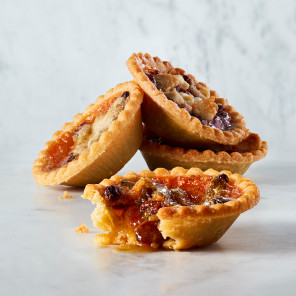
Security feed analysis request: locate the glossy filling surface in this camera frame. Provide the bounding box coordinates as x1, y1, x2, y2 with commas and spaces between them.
145, 70, 232, 130
98, 174, 242, 248
43, 91, 129, 171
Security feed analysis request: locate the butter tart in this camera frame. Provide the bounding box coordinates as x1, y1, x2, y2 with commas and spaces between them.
83, 167, 260, 250
126, 53, 248, 149
32, 82, 143, 187
140, 130, 268, 175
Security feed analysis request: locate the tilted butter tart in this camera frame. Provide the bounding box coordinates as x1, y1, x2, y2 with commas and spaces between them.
140, 130, 268, 175
83, 167, 259, 250
32, 82, 143, 187
127, 53, 248, 149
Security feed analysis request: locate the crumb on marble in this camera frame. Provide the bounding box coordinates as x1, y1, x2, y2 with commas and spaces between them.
59, 191, 73, 199
75, 223, 89, 233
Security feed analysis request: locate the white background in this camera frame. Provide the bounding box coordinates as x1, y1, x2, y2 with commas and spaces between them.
1, 1, 296, 295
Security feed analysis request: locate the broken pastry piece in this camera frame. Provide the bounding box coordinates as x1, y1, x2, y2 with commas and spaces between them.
140, 130, 268, 175
83, 167, 259, 250
58, 191, 73, 199
32, 82, 143, 186
75, 223, 89, 233
127, 53, 248, 149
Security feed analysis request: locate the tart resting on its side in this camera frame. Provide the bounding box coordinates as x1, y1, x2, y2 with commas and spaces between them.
126, 53, 248, 149
32, 81, 144, 187
140, 131, 268, 175
83, 167, 260, 250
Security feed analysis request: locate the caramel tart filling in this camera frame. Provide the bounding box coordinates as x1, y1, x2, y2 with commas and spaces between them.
95, 174, 242, 248
43, 91, 130, 171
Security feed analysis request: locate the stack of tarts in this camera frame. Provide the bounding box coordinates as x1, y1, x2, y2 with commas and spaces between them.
32, 53, 267, 250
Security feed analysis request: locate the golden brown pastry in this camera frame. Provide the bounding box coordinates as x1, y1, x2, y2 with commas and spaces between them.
32, 82, 143, 187
140, 130, 268, 175
126, 53, 248, 149
83, 167, 260, 250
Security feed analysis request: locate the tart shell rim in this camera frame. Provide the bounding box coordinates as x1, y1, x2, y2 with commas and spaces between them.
140, 132, 268, 165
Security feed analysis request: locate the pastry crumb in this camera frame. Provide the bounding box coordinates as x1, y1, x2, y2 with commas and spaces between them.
75, 223, 89, 233
59, 191, 73, 199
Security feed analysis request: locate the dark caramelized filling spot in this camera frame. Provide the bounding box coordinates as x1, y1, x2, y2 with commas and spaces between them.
183, 75, 192, 84
201, 104, 232, 130
73, 122, 89, 135
146, 70, 160, 85
118, 180, 136, 189
213, 196, 235, 204
102, 174, 242, 247
175, 85, 190, 94
122, 91, 130, 98
162, 188, 196, 206
63, 153, 77, 165
104, 185, 122, 202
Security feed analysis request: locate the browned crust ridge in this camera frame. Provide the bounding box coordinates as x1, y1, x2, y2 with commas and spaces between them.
140, 132, 268, 175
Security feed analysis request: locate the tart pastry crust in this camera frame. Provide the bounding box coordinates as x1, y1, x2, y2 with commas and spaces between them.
126, 53, 248, 148
83, 167, 260, 250
32, 82, 144, 187
140, 132, 268, 175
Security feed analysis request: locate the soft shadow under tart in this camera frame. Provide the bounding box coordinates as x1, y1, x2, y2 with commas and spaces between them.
32, 81, 144, 187
83, 167, 260, 250
140, 131, 268, 175
126, 53, 248, 149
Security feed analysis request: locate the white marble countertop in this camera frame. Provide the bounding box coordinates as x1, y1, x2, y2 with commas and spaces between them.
1, 158, 296, 296
1, 1, 296, 294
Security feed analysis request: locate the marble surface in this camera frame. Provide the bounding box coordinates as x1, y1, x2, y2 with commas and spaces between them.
1, 0, 296, 295
1, 160, 296, 296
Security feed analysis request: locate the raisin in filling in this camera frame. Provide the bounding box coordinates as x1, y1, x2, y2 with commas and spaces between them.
145, 70, 232, 131
102, 174, 241, 247
146, 70, 160, 85
201, 104, 231, 131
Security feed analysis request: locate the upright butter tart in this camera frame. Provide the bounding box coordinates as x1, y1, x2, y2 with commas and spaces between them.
33, 82, 143, 186
83, 167, 260, 250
